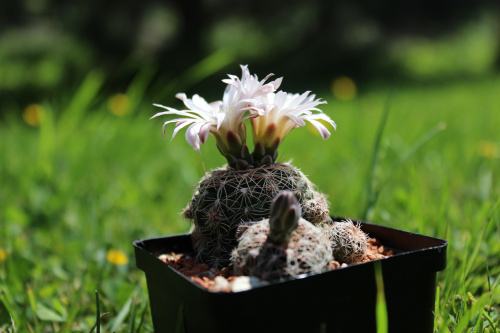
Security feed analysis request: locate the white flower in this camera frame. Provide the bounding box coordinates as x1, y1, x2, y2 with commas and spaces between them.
222, 65, 283, 104
250, 90, 335, 153
151, 65, 282, 157
151, 65, 336, 167
151, 93, 225, 152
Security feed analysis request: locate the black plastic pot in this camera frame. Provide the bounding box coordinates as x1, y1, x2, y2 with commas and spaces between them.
134, 220, 447, 333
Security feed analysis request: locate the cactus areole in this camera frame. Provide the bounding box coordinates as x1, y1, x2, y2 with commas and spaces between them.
152, 65, 336, 267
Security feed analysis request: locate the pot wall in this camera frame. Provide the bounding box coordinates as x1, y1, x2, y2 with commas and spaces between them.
134, 221, 447, 333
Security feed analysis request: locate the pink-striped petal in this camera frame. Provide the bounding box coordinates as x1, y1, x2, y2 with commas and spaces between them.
185, 122, 203, 152
198, 122, 212, 144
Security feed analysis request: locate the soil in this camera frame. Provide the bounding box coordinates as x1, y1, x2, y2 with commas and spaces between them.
158, 238, 393, 292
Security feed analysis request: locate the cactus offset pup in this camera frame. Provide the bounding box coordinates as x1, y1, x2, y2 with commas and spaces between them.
322, 219, 369, 264
231, 191, 333, 280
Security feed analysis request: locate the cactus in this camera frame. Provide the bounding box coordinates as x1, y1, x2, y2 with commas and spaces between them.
231, 192, 333, 280
322, 219, 369, 264
152, 65, 336, 268
184, 162, 331, 267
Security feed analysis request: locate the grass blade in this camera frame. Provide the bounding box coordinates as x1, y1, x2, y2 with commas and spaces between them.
361, 87, 396, 220
452, 293, 490, 332
482, 310, 497, 331
464, 200, 498, 278
0, 285, 20, 329
59, 71, 104, 137
434, 286, 440, 331
108, 292, 133, 332
379, 122, 446, 190
374, 262, 388, 333
89, 290, 100, 333
135, 302, 148, 333
126, 67, 157, 114
360, 84, 446, 222
128, 297, 136, 333
174, 304, 185, 333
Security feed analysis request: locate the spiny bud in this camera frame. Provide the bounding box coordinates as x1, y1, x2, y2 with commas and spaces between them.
260, 155, 274, 166
224, 153, 238, 168
235, 159, 249, 170
252, 141, 278, 166
226, 130, 243, 155
241, 144, 254, 165
253, 141, 266, 160
268, 191, 301, 245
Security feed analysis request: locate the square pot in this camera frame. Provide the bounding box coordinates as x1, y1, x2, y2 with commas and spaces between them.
134, 219, 447, 333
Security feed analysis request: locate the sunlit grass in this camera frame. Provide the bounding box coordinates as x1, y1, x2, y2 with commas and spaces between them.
0, 72, 499, 331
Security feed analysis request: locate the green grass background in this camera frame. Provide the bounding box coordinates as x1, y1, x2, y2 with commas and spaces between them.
1, 70, 499, 332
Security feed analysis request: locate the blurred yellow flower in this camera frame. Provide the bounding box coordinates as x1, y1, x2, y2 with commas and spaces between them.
478, 141, 498, 159
0, 248, 6, 262
331, 76, 357, 101
23, 104, 45, 127
109, 94, 131, 116
106, 249, 128, 265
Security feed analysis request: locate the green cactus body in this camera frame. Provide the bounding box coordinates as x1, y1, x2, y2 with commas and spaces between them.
322, 219, 369, 264
231, 218, 333, 280
184, 162, 331, 267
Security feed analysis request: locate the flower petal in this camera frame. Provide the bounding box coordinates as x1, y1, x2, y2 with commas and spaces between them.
192, 94, 212, 111
171, 120, 194, 140
306, 113, 337, 131
185, 122, 203, 152
152, 104, 205, 120
182, 95, 214, 118
269, 77, 283, 91
306, 119, 331, 140
285, 114, 306, 127
176, 93, 187, 101
198, 122, 212, 144
210, 101, 223, 110
215, 113, 226, 129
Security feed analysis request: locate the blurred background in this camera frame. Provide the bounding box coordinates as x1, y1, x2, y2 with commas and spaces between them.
1, 1, 500, 331
1, 0, 499, 111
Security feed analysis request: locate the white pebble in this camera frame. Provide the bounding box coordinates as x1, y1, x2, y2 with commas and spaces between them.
212, 276, 230, 292
230, 276, 266, 292
230, 276, 252, 292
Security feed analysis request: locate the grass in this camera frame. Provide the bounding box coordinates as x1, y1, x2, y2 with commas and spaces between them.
0, 70, 499, 332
